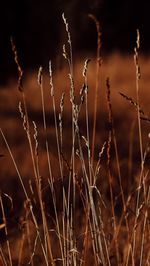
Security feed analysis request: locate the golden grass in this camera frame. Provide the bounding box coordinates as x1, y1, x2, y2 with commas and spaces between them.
0, 21, 150, 265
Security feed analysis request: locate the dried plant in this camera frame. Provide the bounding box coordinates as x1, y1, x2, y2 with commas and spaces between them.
0, 16, 149, 266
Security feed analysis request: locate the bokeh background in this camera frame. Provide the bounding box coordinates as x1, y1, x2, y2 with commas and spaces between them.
0, 2, 150, 263
0, 0, 150, 83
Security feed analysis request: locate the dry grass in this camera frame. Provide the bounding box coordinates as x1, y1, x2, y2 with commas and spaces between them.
0, 17, 150, 266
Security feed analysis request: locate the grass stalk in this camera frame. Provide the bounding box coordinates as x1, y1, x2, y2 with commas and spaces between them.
0, 245, 8, 266
0, 195, 12, 266
132, 30, 144, 262
89, 15, 101, 168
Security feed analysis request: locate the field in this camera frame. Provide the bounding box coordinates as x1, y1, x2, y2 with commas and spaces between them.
0, 27, 150, 265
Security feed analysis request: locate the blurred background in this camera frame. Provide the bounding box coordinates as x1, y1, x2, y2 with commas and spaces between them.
0, 0, 150, 84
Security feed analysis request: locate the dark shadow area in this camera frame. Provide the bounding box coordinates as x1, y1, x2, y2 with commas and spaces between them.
0, 0, 150, 83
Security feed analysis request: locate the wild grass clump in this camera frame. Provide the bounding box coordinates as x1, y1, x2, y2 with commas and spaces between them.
0, 15, 150, 266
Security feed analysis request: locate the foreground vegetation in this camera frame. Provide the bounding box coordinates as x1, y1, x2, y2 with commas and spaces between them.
0, 15, 150, 265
